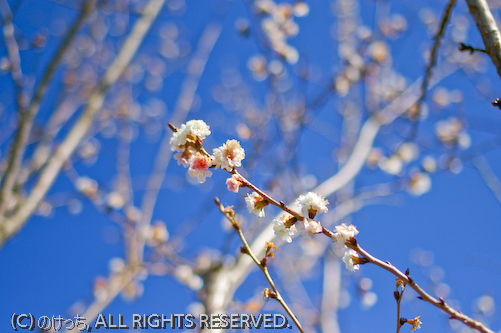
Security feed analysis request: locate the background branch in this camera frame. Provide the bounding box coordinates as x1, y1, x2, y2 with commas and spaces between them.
466, 0, 501, 80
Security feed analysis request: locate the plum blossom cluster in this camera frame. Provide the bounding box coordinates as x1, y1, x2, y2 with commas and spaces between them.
170, 120, 245, 183
171, 121, 363, 273
272, 214, 296, 243
269, 192, 328, 244
332, 223, 363, 271
245, 192, 269, 217
296, 192, 328, 218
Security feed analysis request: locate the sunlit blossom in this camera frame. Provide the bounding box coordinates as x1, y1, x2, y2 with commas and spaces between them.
378, 155, 403, 175
170, 120, 211, 151
187, 153, 213, 183
296, 192, 328, 218
213, 139, 245, 171
245, 192, 267, 217
407, 316, 422, 332
272, 215, 295, 243
407, 171, 432, 196
226, 175, 242, 193
303, 219, 322, 235
342, 249, 360, 271
332, 223, 359, 246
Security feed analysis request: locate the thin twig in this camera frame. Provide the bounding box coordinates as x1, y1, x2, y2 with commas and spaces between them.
458, 42, 487, 54
319, 225, 494, 333
349, 242, 494, 333
215, 198, 305, 333
395, 278, 405, 333
408, 0, 456, 140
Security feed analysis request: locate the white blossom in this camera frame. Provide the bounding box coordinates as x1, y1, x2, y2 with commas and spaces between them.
343, 249, 360, 271
105, 192, 125, 210
407, 171, 432, 196
303, 219, 322, 235
272, 216, 295, 243
332, 223, 359, 246
296, 192, 328, 218
422, 156, 436, 173
170, 120, 211, 151
147, 221, 169, 246
378, 155, 403, 175
245, 192, 267, 217
397, 142, 418, 163
435, 117, 470, 148
75, 176, 98, 197
213, 139, 245, 171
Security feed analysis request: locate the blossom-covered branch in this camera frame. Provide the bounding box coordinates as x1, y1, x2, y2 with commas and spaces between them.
169, 119, 495, 333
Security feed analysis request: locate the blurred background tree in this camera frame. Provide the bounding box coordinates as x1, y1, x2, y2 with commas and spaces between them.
1, 0, 501, 332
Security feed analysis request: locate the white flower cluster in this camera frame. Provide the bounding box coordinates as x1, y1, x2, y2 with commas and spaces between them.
342, 249, 360, 272
270, 192, 328, 243
272, 214, 296, 243
296, 192, 328, 218
170, 120, 211, 151
332, 223, 361, 272
245, 192, 268, 217
407, 170, 432, 196
369, 142, 419, 176
170, 120, 245, 184
435, 117, 471, 149
253, 0, 309, 64
213, 140, 246, 171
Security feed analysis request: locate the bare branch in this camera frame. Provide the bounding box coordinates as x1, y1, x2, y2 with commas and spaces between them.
409, 0, 456, 139
0, 0, 97, 222
466, 0, 501, 80
135, 23, 221, 265
215, 199, 305, 333
350, 243, 495, 333
0, 0, 167, 249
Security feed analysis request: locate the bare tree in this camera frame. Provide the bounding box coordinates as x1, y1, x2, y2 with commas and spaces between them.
2, 0, 501, 332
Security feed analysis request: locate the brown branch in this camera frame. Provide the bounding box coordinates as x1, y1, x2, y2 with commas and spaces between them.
215, 198, 305, 333
458, 42, 487, 54
179, 141, 492, 333
344, 239, 494, 333
232, 168, 492, 333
